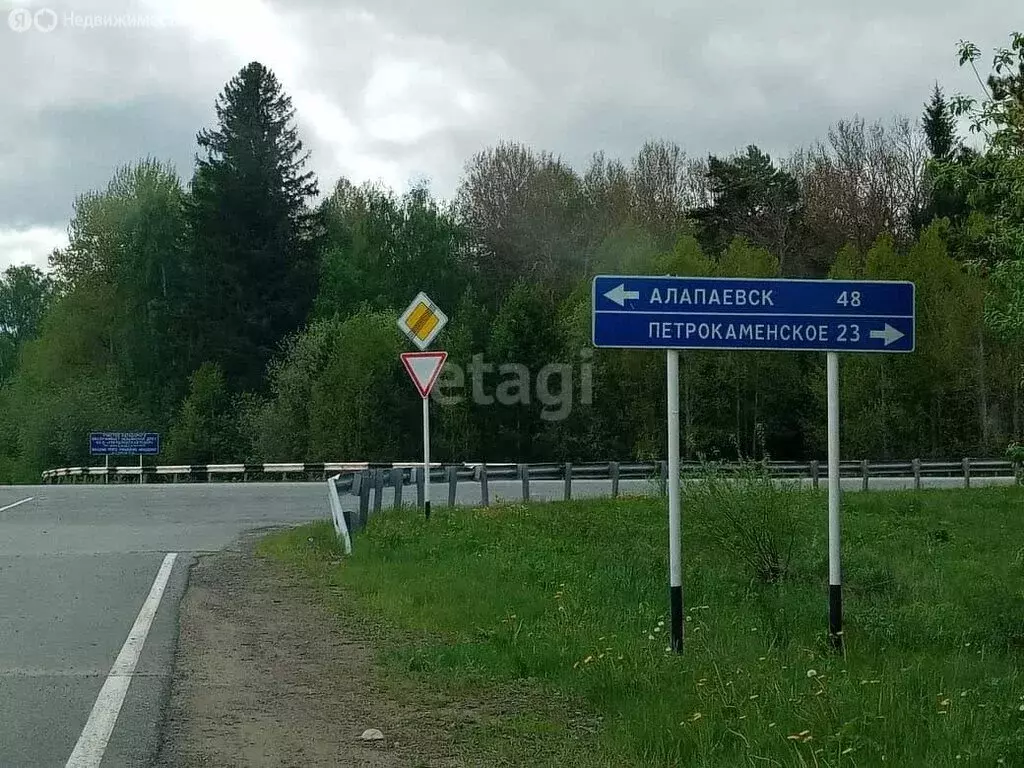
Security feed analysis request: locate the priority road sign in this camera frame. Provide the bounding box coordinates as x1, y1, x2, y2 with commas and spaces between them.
398, 292, 448, 350
592, 275, 915, 353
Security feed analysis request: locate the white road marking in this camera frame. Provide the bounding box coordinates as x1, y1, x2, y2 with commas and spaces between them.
64, 552, 178, 768
0, 497, 34, 514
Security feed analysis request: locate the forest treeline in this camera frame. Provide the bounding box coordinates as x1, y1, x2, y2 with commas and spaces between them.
1, 33, 1023, 481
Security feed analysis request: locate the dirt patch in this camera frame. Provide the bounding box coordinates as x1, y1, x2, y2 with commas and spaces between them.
155, 535, 467, 768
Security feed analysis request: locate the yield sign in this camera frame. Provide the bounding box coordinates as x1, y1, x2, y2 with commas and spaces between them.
400, 351, 448, 398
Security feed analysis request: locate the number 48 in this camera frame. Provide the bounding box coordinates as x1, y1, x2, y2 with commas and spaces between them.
837, 291, 861, 307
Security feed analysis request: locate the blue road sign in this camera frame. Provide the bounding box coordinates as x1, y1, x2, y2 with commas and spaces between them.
592, 275, 915, 353
89, 432, 161, 456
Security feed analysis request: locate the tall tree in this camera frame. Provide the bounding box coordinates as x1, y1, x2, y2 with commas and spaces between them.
485, 280, 566, 461
0, 265, 53, 344
923, 84, 958, 161
915, 86, 968, 232
433, 285, 489, 461
792, 116, 928, 268
456, 142, 587, 303
47, 160, 190, 421
166, 362, 238, 464
946, 32, 1024, 437
185, 61, 320, 394
692, 146, 803, 272
305, 310, 408, 461
315, 180, 467, 321
628, 140, 697, 248
0, 265, 53, 383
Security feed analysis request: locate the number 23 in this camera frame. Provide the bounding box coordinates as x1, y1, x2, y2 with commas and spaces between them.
837, 324, 860, 342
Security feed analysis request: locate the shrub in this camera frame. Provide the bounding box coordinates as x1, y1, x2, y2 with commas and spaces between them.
1006, 441, 1024, 484
683, 456, 807, 584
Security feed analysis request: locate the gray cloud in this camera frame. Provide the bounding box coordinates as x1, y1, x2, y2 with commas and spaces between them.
1, 95, 205, 226
0, 0, 1018, 270
1, 0, 233, 228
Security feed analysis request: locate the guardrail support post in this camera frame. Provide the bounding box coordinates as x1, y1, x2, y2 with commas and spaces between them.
480, 464, 490, 507
415, 467, 425, 510
519, 464, 529, 502
912, 458, 922, 490
810, 460, 820, 490
564, 462, 572, 501
610, 461, 620, 498
357, 470, 371, 531
962, 457, 971, 489
391, 468, 404, 509
372, 470, 384, 516
861, 459, 869, 491
447, 466, 458, 507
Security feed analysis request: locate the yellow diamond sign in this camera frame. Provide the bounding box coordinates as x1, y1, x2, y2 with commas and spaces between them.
398, 291, 448, 350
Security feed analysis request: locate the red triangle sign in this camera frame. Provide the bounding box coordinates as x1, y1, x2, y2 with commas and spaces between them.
400, 351, 448, 398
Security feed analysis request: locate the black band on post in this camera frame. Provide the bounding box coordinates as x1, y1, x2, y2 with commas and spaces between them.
828, 583, 843, 651
670, 585, 683, 653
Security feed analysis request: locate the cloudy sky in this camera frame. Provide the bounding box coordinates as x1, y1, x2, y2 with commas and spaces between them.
0, 0, 1015, 272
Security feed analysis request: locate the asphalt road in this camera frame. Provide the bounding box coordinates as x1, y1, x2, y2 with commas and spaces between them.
0, 474, 1016, 766
0, 483, 326, 768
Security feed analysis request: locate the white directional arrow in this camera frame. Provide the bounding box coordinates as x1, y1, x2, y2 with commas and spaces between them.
604, 283, 641, 306
869, 324, 905, 346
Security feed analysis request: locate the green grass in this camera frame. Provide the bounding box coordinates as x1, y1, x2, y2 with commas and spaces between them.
260, 484, 1024, 767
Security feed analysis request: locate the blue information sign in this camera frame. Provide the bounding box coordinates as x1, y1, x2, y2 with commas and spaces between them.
89, 432, 161, 456
592, 275, 915, 353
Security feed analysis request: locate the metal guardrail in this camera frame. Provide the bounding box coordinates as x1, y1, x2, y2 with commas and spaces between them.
41, 457, 1023, 486
328, 458, 1023, 543
41, 461, 424, 484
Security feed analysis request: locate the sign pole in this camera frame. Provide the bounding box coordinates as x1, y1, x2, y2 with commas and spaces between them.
397, 291, 449, 522
666, 349, 683, 653
592, 275, 915, 652
105, 454, 109, 485
401, 350, 446, 518
423, 395, 431, 519
826, 351, 843, 651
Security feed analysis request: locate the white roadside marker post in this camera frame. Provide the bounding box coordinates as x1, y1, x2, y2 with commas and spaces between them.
826, 351, 843, 651
666, 349, 683, 653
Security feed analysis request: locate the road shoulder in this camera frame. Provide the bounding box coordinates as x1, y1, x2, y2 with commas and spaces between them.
155, 533, 466, 768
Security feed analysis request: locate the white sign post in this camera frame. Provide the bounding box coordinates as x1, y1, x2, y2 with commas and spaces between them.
666, 350, 683, 652
398, 292, 449, 519
592, 275, 915, 654
400, 351, 448, 519
826, 351, 842, 649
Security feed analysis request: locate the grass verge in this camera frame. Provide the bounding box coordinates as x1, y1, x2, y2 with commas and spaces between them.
259, 484, 1024, 767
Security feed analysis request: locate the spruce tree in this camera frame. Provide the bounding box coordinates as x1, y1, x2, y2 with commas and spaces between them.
922, 84, 957, 160
185, 61, 320, 393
